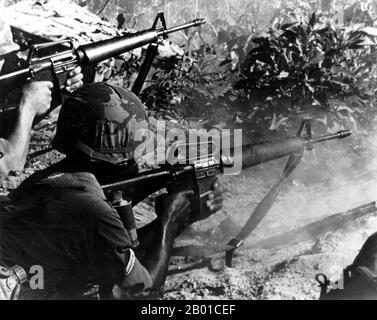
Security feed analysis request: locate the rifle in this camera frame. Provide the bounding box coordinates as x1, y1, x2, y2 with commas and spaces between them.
101, 120, 351, 264
0, 13, 205, 124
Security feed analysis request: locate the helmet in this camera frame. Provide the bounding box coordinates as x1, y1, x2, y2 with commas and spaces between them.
52, 82, 150, 165
0, 16, 19, 56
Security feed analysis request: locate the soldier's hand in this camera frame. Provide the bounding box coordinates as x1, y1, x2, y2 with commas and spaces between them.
155, 189, 195, 229
205, 178, 223, 216
190, 178, 223, 224
21, 81, 53, 116
65, 66, 83, 93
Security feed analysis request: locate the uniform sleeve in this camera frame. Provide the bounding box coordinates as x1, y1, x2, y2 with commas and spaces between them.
66, 191, 152, 293
112, 257, 153, 299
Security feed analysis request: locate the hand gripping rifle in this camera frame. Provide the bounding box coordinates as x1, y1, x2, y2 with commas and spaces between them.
0, 13, 205, 124
101, 120, 351, 265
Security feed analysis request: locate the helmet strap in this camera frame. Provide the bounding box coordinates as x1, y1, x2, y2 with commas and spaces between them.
75, 141, 129, 165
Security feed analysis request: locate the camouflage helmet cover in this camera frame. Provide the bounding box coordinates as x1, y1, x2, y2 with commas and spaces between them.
0, 16, 19, 56
52, 82, 150, 165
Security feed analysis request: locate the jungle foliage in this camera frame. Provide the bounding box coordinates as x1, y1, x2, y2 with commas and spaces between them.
7, 0, 377, 135
130, 0, 377, 135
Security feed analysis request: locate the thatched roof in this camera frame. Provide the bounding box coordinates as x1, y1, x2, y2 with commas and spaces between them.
4, 0, 183, 58
4, 0, 122, 45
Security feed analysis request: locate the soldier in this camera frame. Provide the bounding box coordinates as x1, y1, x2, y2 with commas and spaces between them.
0, 16, 83, 175
0, 82, 223, 299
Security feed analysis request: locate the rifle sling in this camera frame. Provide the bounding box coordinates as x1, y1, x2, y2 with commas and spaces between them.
132, 43, 159, 96
172, 152, 304, 267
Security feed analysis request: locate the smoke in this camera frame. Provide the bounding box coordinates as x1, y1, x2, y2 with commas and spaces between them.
192, 125, 377, 251
252, 127, 377, 246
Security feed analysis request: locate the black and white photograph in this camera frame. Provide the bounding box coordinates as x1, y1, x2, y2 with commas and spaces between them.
0, 0, 376, 304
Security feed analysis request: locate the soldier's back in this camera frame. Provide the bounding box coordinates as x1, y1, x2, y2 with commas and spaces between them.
0, 166, 111, 299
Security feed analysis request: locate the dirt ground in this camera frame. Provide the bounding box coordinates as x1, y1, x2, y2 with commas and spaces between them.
2, 111, 377, 300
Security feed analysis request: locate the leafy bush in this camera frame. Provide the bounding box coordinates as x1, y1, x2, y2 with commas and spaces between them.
93, 1, 377, 137
139, 45, 238, 119
234, 13, 377, 134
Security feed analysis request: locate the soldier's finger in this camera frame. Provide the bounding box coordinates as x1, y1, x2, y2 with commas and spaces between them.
66, 80, 83, 93
42, 81, 54, 90
211, 181, 223, 193
211, 195, 223, 205
206, 196, 223, 208
210, 203, 223, 212
66, 73, 84, 86
208, 190, 221, 203
69, 66, 82, 77
71, 80, 84, 90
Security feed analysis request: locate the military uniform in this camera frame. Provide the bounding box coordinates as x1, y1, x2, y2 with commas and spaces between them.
0, 83, 152, 299
0, 165, 151, 299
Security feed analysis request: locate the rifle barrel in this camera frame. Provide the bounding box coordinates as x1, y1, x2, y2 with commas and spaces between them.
241, 139, 304, 169
241, 130, 352, 170
160, 18, 206, 36
77, 30, 158, 65
78, 18, 206, 66
308, 130, 352, 145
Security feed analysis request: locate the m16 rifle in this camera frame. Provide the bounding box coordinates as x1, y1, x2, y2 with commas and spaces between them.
101, 120, 351, 265
0, 13, 205, 124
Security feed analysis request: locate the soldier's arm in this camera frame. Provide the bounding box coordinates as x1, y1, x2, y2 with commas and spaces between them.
138, 184, 223, 290
73, 188, 192, 298
0, 67, 83, 176
69, 190, 153, 299
141, 190, 195, 289
0, 82, 53, 175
